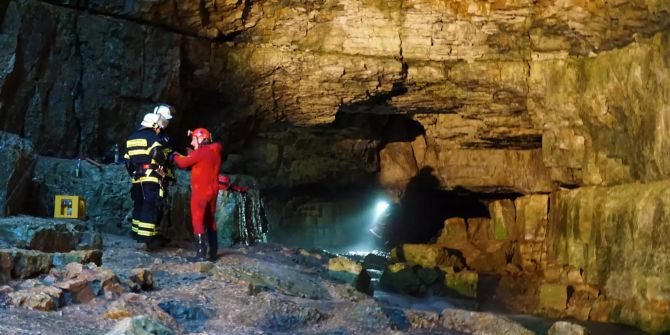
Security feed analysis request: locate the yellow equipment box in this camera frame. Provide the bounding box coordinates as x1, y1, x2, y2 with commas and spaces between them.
54, 195, 86, 219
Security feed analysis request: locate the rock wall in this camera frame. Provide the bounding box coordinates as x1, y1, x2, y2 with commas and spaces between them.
3, 1, 670, 332
30, 157, 133, 232
0, 131, 36, 216
2, 0, 668, 191
532, 33, 670, 187
547, 182, 670, 332
0, 0, 185, 157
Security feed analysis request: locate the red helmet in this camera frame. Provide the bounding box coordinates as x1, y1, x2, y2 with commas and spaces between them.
188, 128, 212, 142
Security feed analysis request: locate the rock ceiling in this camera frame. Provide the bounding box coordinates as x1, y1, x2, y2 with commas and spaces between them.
1, 0, 669, 191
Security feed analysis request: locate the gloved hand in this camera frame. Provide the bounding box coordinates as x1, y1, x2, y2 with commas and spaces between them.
167, 152, 178, 165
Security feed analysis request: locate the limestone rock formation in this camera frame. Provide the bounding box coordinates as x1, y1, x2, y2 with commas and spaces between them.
0, 131, 35, 217
105, 315, 175, 335
548, 321, 589, 335
3, 1, 670, 333
0, 216, 98, 252
547, 181, 670, 333
441, 309, 534, 335
30, 157, 134, 234
2, 0, 668, 192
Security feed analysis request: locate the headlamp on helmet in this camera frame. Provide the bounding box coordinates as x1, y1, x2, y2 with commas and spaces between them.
188, 128, 212, 144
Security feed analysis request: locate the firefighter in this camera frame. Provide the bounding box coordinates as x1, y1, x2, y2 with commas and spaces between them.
171, 128, 222, 262
152, 104, 176, 181
124, 112, 168, 250
152, 104, 177, 237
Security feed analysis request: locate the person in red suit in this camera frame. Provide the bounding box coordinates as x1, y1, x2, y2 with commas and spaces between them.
172, 128, 222, 261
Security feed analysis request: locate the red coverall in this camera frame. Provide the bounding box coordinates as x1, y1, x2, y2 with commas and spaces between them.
174, 142, 222, 235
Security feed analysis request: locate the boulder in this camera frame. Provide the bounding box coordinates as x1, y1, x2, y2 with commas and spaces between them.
379, 263, 422, 296
0, 248, 101, 281
105, 315, 175, 335
402, 244, 443, 269
327, 256, 362, 274
104, 294, 182, 332
64, 262, 85, 279
444, 270, 478, 299
211, 254, 331, 300
441, 309, 534, 335
5, 249, 53, 279
326, 256, 372, 295
0, 216, 98, 253
52, 250, 102, 268
548, 321, 589, 335
129, 268, 154, 291
9, 285, 64, 311
362, 253, 389, 271
0, 131, 36, 217
54, 277, 96, 304
94, 268, 126, 300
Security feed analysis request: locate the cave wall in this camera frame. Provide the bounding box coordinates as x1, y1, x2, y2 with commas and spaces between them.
3, 0, 669, 191
2, 1, 670, 331
0, 0, 186, 157
533, 32, 670, 186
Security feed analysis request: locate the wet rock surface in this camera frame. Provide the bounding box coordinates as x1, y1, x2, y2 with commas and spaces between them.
0, 233, 529, 334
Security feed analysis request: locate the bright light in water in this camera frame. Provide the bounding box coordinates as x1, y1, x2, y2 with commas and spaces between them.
374, 201, 390, 217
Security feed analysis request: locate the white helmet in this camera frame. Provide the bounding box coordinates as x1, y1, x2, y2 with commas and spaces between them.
140, 112, 162, 128
153, 104, 174, 129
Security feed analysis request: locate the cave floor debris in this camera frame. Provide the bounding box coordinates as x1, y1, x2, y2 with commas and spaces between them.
0, 234, 468, 334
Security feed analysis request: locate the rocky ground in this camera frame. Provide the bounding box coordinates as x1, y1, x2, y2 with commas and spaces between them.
0, 232, 652, 335
0, 234, 476, 335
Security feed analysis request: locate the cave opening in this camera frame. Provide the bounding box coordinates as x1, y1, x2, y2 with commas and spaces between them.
377, 168, 522, 248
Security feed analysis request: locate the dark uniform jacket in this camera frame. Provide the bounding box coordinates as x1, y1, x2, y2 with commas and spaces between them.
124, 127, 166, 183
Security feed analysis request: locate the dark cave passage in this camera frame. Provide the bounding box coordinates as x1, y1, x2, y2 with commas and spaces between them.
378, 167, 522, 248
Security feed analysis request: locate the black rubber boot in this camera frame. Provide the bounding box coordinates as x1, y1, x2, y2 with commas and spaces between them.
192, 234, 207, 262
145, 236, 165, 251
207, 230, 218, 261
